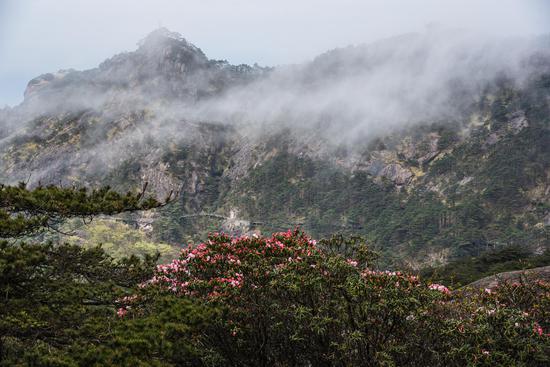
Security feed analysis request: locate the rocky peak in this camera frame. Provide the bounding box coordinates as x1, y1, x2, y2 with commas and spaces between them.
87, 28, 226, 101
138, 28, 195, 50
136, 27, 208, 67
23, 70, 74, 99
18, 28, 263, 109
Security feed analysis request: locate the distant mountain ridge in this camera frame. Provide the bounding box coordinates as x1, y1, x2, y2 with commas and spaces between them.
22, 28, 266, 108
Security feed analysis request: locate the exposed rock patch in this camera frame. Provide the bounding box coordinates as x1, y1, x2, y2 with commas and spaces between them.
465, 266, 550, 291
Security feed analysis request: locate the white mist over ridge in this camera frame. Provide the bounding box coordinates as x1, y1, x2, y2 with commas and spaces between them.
152, 29, 550, 144
1, 27, 549, 185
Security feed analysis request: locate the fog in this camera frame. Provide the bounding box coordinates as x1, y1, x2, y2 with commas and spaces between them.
192, 30, 548, 143
0, 27, 548, 186
1, 2, 550, 186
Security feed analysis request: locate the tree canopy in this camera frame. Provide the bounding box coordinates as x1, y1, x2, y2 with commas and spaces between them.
0, 183, 548, 366
0, 183, 167, 238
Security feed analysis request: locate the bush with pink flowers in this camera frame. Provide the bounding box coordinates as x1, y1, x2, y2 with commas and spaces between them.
117, 230, 549, 366
4, 230, 546, 366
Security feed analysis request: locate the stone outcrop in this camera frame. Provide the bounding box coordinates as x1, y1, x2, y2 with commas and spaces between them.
466, 266, 550, 291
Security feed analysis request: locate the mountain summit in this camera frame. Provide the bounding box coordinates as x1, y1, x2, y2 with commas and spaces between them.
137, 27, 206, 56
23, 28, 262, 108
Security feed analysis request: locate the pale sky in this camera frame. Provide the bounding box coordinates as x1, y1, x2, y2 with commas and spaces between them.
1, 0, 549, 106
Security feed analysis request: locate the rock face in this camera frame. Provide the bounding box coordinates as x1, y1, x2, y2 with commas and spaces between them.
466, 266, 550, 290
96, 28, 227, 100
378, 163, 413, 186
222, 209, 251, 234
24, 70, 74, 99
1, 28, 549, 264
141, 162, 180, 200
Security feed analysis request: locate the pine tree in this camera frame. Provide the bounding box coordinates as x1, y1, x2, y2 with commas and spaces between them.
0, 182, 169, 238
0, 182, 175, 364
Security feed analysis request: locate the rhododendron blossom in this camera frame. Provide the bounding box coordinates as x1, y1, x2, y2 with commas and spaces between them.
131, 230, 550, 355
117, 307, 128, 318
109, 229, 550, 366
346, 259, 358, 267
141, 230, 325, 298
429, 283, 451, 295
534, 322, 544, 336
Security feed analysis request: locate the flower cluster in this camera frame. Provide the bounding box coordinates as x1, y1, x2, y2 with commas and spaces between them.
115, 294, 138, 318
117, 307, 127, 318
121, 231, 550, 365
143, 229, 321, 299
346, 259, 358, 267
143, 231, 461, 303
428, 283, 451, 295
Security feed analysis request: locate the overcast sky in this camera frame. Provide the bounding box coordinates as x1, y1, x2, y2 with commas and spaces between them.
1, 0, 549, 107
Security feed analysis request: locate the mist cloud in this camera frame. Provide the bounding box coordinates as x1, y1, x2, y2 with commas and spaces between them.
173, 29, 549, 144
1, 26, 550, 187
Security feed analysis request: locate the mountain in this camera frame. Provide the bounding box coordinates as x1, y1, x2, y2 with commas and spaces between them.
1, 28, 549, 267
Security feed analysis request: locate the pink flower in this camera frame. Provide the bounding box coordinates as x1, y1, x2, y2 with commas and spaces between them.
534, 322, 543, 336
429, 283, 450, 294
118, 295, 138, 304
346, 259, 358, 267
484, 288, 492, 294
117, 307, 127, 318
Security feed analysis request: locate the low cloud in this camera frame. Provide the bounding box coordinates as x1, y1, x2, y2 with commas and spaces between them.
1, 27, 549, 185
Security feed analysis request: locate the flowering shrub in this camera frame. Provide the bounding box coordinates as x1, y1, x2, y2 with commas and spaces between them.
118, 230, 550, 366
141, 229, 320, 299
489, 279, 550, 333
428, 283, 451, 294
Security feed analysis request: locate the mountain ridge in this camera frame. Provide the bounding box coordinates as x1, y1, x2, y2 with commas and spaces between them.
1, 28, 549, 266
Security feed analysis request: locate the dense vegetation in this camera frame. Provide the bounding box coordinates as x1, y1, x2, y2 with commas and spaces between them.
1, 186, 548, 366
145, 71, 548, 267
2, 70, 549, 267
62, 218, 180, 263
0, 183, 164, 239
